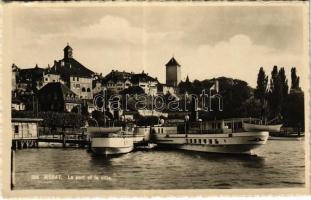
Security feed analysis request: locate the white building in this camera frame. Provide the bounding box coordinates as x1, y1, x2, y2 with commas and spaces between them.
70, 76, 93, 99
51, 44, 95, 100
12, 118, 43, 140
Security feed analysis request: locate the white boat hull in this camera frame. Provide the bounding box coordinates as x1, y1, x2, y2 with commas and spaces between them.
269, 136, 304, 141
154, 131, 269, 155
91, 137, 134, 155
91, 146, 134, 155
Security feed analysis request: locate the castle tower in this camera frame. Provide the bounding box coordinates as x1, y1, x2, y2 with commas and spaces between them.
165, 57, 181, 87
64, 43, 73, 60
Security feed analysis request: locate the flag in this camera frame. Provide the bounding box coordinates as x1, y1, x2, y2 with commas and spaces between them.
209, 80, 219, 93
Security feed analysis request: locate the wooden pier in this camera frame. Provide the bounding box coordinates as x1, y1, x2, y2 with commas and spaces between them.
38, 133, 89, 148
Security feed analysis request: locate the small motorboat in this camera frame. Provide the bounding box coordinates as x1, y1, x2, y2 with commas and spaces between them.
243, 122, 282, 132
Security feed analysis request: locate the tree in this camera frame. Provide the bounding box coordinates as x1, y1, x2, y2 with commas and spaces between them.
135, 115, 160, 126
254, 67, 268, 102
254, 67, 269, 120
12, 110, 85, 128
278, 67, 289, 118
284, 91, 304, 134
278, 67, 289, 99
239, 97, 262, 118
178, 78, 193, 94
284, 68, 304, 133
120, 86, 145, 95
268, 66, 281, 119
91, 110, 113, 127
291, 67, 300, 91
207, 78, 252, 119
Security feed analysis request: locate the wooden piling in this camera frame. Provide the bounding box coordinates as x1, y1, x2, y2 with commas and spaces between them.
10, 148, 15, 189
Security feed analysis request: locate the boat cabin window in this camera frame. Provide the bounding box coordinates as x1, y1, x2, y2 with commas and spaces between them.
209, 139, 212, 144
203, 139, 207, 144
198, 139, 202, 144
194, 139, 197, 144
215, 139, 219, 144
189, 139, 192, 143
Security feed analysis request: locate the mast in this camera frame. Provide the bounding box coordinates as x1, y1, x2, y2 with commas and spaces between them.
103, 88, 106, 127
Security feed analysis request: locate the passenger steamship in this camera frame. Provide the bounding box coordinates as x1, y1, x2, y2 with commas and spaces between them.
87, 126, 149, 156
152, 118, 270, 155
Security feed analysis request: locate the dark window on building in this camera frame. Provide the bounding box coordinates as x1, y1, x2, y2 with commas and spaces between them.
14, 125, 19, 134
189, 139, 192, 143
209, 139, 212, 144
203, 139, 207, 144
198, 139, 202, 144
82, 87, 86, 92
77, 77, 79, 81
73, 77, 75, 81
215, 139, 219, 144
87, 88, 91, 92
194, 139, 197, 144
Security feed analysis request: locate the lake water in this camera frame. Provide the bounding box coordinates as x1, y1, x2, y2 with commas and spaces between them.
13, 140, 305, 189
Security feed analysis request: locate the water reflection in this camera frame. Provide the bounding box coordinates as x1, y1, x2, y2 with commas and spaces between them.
163, 148, 265, 163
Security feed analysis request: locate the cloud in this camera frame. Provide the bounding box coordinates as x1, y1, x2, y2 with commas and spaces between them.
75, 15, 143, 46
178, 34, 304, 87
7, 8, 306, 89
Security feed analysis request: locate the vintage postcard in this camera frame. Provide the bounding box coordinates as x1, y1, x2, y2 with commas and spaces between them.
1, 1, 310, 197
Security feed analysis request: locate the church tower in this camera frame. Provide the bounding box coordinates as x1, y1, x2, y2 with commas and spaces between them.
64, 43, 73, 60
165, 57, 181, 87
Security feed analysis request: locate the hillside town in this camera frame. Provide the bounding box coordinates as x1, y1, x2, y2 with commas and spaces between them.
12, 43, 304, 125
11, 44, 305, 151
7, 4, 307, 192
11, 44, 186, 117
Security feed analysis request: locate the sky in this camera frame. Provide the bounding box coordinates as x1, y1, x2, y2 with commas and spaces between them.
4, 3, 308, 87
